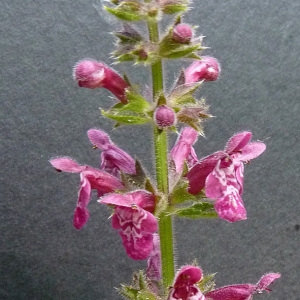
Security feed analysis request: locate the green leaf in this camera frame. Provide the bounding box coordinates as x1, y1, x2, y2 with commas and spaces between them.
170, 180, 196, 205
137, 291, 157, 300
121, 160, 147, 190
169, 82, 201, 106
162, 3, 189, 14
101, 109, 150, 125
104, 3, 142, 22
119, 284, 139, 300
175, 202, 218, 219
198, 273, 216, 294
123, 89, 151, 113
161, 44, 202, 59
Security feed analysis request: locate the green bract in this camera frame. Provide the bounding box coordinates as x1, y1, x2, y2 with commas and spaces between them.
101, 88, 152, 125
174, 202, 218, 219
104, 2, 142, 22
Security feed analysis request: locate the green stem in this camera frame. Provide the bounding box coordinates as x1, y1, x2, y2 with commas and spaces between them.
148, 19, 175, 289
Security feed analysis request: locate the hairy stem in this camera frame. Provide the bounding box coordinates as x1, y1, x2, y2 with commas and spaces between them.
148, 19, 175, 289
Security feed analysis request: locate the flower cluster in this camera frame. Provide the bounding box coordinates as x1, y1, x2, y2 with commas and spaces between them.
50, 0, 280, 298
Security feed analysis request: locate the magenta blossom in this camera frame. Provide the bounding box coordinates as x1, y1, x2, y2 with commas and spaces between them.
205, 273, 281, 300
99, 190, 158, 260
170, 127, 199, 174
184, 56, 220, 83
73, 59, 129, 103
168, 265, 205, 300
187, 131, 266, 222
87, 128, 136, 177
50, 157, 123, 229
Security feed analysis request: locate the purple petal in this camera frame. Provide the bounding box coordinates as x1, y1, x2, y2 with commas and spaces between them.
236, 142, 266, 161
99, 193, 132, 207
225, 132, 252, 154
146, 233, 162, 281
73, 174, 91, 229
102, 147, 136, 175
82, 168, 123, 193
129, 190, 156, 213
73, 207, 90, 230
205, 284, 255, 300
170, 127, 199, 173
100, 190, 156, 213
186, 151, 225, 195
168, 266, 205, 300
87, 128, 111, 151
173, 265, 203, 286
256, 273, 281, 292
50, 157, 84, 173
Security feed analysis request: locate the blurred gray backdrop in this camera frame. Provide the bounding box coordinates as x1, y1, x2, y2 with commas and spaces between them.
1, 0, 299, 299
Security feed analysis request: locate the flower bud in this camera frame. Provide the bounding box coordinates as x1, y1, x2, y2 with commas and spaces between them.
184, 56, 220, 83
172, 23, 193, 43
154, 105, 176, 128
73, 59, 129, 103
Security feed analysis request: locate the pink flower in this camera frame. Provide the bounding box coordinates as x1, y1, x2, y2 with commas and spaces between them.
170, 127, 199, 173
87, 128, 136, 177
99, 190, 158, 260
205, 273, 281, 300
168, 265, 205, 300
73, 59, 129, 103
184, 56, 220, 83
50, 157, 123, 229
172, 23, 194, 43
186, 131, 266, 222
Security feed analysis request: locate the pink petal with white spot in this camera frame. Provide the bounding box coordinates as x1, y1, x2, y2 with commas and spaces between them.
214, 192, 247, 222
112, 206, 158, 260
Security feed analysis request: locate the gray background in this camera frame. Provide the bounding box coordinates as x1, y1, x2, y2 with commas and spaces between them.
1, 0, 299, 299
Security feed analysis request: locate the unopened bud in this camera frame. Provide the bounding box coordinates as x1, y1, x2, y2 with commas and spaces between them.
154, 105, 176, 128
73, 59, 129, 103
184, 56, 220, 84
172, 23, 193, 43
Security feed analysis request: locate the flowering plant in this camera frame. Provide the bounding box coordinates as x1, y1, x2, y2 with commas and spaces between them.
50, 1, 280, 299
